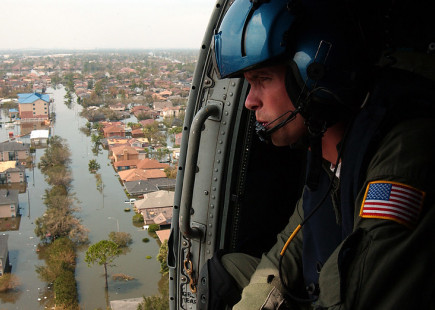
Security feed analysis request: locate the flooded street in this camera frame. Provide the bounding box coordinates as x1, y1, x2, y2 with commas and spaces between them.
0, 87, 161, 309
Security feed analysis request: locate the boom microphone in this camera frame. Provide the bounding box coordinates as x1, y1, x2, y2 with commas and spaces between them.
255, 108, 301, 142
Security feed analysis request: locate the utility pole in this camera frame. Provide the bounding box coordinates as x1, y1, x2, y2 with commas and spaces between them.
27, 185, 30, 218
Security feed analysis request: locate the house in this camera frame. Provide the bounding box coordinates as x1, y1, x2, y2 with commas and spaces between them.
161, 106, 183, 118
128, 138, 149, 148
134, 190, 174, 227
136, 158, 169, 170
131, 128, 145, 138
137, 149, 148, 160
109, 103, 126, 111
171, 148, 181, 162
111, 146, 139, 162
131, 105, 150, 114
0, 234, 9, 276
113, 159, 139, 171
0, 189, 19, 218
174, 132, 182, 146
0, 161, 25, 184
103, 124, 125, 138
124, 178, 176, 196
30, 129, 49, 145
17, 92, 50, 121
158, 90, 172, 98
132, 106, 159, 119
118, 168, 166, 182
103, 137, 130, 150
0, 141, 30, 163
152, 101, 173, 116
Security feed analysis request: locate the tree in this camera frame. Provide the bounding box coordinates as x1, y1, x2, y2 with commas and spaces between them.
88, 159, 100, 173
44, 165, 72, 189
34, 193, 89, 244
133, 213, 144, 223
54, 270, 78, 309
38, 136, 72, 173
156, 148, 170, 162
95, 173, 103, 193
148, 223, 159, 233
35, 237, 79, 309
108, 231, 132, 248
108, 86, 118, 98
157, 240, 169, 274
85, 240, 122, 289
94, 80, 104, 98
142, 122, 166, 147
50, 73, 61, 87
64, 73, 75, 92
0, 273, 20, 292
168, 126, 182, 135
36, 237, 76, 283
164, 166, 177, 179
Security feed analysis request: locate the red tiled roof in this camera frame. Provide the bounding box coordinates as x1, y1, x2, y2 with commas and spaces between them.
112, 145, 138, 156
118, 168, 166, 182
113, 159, 139, 168
156, 229, 170, 242
136, 158, 169, 170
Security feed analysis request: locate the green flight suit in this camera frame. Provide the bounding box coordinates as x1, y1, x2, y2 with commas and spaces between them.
223, 117, 435, 309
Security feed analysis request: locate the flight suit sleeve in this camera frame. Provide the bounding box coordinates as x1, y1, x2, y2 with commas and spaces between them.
233, 198, 309, 310
316, 118, 435, 309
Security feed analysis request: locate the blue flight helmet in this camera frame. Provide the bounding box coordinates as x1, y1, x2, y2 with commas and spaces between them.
213, 0, 371, 128
214, 0, 295, 79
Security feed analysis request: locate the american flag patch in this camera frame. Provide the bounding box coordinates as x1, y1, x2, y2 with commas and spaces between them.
360, 181, 425, 227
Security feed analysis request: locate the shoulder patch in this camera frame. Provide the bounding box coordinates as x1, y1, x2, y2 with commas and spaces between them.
359, 181, 425, 228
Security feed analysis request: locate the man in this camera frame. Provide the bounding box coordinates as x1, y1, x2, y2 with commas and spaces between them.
210, 0, 435, 309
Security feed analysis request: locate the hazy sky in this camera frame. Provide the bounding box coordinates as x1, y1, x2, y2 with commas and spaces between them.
1, 0, 216, 50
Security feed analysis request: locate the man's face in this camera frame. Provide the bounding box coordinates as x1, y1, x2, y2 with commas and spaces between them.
244, 65, 306, 146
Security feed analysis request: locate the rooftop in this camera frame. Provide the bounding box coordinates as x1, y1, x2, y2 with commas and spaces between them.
18, 92, 50, 104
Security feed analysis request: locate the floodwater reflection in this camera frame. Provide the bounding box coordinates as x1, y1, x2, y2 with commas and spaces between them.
0, 289, 22, 304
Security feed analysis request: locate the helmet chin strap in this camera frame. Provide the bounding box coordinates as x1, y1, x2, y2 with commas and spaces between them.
255, 108, 301, 142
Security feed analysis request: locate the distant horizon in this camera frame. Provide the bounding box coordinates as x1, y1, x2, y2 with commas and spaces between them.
0, 47, 200, 53
1, 0, 216, 50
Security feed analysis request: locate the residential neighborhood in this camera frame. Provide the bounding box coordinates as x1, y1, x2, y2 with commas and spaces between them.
0, 49, 193, 308
0, 49, 188, 240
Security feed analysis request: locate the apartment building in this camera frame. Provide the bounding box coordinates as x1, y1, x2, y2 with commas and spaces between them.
18, 92, 50, 121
